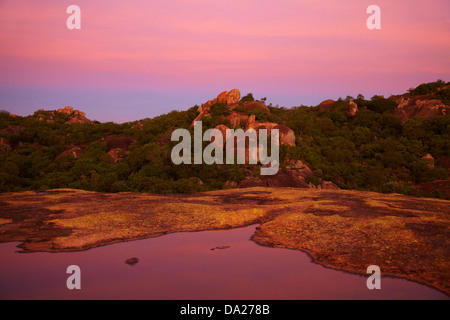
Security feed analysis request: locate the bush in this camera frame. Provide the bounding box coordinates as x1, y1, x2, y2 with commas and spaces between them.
367, 97, 398, 114
409, 80, 446, 95
240, 93, 255, 103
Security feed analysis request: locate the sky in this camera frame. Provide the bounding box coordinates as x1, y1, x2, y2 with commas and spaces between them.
0, 0, 449, 123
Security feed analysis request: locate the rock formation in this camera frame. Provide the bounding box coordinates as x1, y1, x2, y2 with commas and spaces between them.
60, 106, 91, 124
318, 99, 335, 111
318, 99, 358, 117
35, 106, 92, 124
392, 96, 449, 122
347, 101, 358, 117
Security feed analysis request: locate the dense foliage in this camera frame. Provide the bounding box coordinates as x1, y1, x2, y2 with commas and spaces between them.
1, 81, 449, 198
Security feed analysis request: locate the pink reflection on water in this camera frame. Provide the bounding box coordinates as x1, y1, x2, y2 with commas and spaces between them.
0, 225, 447, 300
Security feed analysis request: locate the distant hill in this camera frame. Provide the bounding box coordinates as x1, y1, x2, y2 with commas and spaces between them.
0, 80, 449, 199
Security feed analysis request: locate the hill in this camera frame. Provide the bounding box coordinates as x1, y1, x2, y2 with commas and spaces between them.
0, 80, 449, 198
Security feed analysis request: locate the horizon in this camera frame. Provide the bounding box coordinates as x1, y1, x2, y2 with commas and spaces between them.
1, 81, 445, 124
1, 0, 449, 123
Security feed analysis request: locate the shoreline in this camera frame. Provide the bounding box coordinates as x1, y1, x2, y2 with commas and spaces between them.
0, 187, 449, 296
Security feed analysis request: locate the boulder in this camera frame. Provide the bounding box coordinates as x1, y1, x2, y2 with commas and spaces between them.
274, 124, 296, 147
347, 101, 358, 117
217, 91, 229, 104
58, 106, 74, 115
215, 89, 241, 105
216, 89, 241, 105
223, 111, 250, 128
227, 89, 241, 104
318, 99, 335, 111
246, 121, 278, 132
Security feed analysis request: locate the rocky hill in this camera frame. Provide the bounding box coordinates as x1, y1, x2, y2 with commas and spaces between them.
0, 80, 448, 198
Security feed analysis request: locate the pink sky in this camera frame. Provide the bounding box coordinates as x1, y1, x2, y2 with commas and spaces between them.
1, 0, 449, 122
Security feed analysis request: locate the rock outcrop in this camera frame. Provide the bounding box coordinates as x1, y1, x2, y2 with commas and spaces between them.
193, 89, 295, 149
347, 101, 358, 117
318, 99, 358, 117
392, 96, 449, 122
60, 106, 92, 124
193, 89, 242, 124
35, 106, 92, 124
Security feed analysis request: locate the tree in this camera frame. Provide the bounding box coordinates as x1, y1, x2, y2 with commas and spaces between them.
240, 93, 255, 103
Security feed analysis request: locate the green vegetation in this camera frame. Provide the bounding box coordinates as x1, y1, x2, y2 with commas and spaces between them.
0, 81, 448, 198
408, 79, 447, 95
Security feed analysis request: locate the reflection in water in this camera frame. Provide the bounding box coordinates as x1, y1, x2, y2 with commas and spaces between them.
0, 225, 447, 300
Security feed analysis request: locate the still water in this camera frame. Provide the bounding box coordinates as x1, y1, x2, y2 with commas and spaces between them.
0, 225, 447, 300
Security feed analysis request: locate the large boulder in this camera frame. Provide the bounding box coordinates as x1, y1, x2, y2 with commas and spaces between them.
217, 89, 241, 105
347, 101, 358, 117
274, 124, 296, 147
318, 99, 335, 111
227, 89, 241, 104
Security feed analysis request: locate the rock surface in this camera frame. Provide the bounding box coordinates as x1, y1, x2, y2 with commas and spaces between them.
393, 97, 449, 122
318, 99, 335, 111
